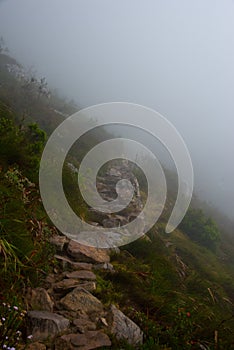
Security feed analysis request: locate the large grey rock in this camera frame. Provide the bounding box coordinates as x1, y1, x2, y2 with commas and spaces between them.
60, 287, 103, 315
67, 240, 110, 263
27, 311, 69, 341
55, 331, 111, 350
25, 288, 54, 312
107, 304, 143, 346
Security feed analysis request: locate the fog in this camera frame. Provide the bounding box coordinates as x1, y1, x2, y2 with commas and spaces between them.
0, 0, 233, 219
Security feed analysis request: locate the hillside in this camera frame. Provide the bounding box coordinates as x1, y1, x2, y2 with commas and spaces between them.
0, 52, 234, 349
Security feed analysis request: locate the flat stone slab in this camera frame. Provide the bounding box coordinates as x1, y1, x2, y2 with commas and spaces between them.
54, 255, 93, 270
65, 270, 96, 280
27, 311, 69, 341
60, 287, 103, 315
67, 240, 110, 263
53, 279, 81, 293
76, 281, 96, 292
53, 279, 96, 293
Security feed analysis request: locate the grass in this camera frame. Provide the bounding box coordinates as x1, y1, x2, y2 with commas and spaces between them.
95, 225, 234, 349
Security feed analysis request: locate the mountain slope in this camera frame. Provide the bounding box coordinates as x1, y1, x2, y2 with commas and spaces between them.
0, 51, 234, 349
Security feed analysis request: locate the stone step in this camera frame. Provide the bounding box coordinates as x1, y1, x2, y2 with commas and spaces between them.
67, 240, 110, 264
60, 287, 104, 317
53, 279, 96, 294
26, 162, 144, 349
27, 311, 70, 341
54, 254, 93, 270
65, 270, 96, 281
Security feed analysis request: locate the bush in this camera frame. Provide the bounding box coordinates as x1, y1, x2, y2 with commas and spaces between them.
0, 104, 54, 299
0, 102, 46, 182
179, 209, 220, 250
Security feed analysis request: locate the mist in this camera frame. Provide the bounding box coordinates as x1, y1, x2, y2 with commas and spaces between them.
0, 0, 233, 219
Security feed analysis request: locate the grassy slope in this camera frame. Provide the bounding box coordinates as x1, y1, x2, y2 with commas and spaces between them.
0, 52, 234, 349
95, 224, 234, 349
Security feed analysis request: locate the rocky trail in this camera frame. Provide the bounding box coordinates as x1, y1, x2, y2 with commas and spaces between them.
24, 162, 144, 349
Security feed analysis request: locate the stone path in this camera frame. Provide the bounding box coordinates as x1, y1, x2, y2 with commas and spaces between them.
25, 162, 144, 349
25, 236, 143, 349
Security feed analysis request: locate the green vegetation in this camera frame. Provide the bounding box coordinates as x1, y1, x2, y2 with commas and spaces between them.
0, 104, 46, 182
179, 209, 220, 250
0, 101, 56, 347
0, 50, 87, 345
96, 226, 234, 349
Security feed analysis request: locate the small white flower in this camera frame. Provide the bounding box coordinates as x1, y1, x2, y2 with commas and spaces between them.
27, 334, 33, 339
13, 306, 18, 311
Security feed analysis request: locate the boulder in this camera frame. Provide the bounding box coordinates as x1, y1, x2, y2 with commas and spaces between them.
60, 287, 103, 316
27, 311, 69, 341
67, 240, 110, 263
107, 304, 143, 346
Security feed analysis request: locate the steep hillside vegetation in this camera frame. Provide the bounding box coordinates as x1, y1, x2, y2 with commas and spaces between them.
0, 52, 234, 349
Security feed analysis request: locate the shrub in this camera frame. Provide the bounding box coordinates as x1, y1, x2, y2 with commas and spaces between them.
179, 209, 220, 250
